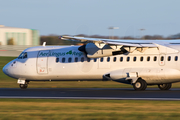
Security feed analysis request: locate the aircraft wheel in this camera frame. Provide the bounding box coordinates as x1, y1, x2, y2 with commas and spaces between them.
19, 84, 28, 89
133, 79, 147, 91
158, 83, 172, 90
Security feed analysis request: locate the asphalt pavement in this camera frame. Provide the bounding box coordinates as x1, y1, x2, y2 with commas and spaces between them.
0, 88, 180, 100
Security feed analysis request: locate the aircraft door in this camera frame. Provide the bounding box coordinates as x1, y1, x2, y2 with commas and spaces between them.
37, 50, 50, 74
159, 54, 166, 66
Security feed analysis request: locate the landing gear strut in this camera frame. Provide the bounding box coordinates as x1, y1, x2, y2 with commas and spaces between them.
158, 83, 172, 90
133, 79, 147, 91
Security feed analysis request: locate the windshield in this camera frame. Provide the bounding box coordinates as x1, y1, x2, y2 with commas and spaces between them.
18, 52, 28, 59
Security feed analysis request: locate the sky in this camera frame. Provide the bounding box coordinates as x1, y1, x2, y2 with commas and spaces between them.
1, 0, 180, 37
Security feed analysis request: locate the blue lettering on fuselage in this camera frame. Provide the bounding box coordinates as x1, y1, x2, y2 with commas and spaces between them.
38, 50, 83, 57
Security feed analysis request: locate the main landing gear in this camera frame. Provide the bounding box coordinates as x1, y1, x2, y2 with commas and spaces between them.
133, 79, 147, 91
158, 83, 172, 90
132, 79, 172, 91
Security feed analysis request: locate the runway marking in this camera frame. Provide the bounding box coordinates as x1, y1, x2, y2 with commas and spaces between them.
0, 96, 180, 101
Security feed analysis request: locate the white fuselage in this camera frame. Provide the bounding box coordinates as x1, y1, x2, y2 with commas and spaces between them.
3, 45, 180, 85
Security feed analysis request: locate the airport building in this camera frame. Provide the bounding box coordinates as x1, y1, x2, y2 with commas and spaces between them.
0, 25, 39, 45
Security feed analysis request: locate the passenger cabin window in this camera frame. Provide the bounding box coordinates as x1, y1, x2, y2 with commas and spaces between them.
127, 57, 130, 62
87, 58, 91, 62
81, 57, 84, 62
147, 56, 150, 61
18, 52, 28, 59
167, 56, 171, 61
100, 58, 103, 62
175, 56, 178, 61
56, 58, 59, 63
113, 57, 116, 62
133, 57, 136, 62
68, 57, 72, 62
120, 57, 123, 62
62, 58, 65, 63
154, 56, 157, 61
140, 57, 143, 61
107, 57, 110, 62
94, 58, 97, 62
75, 57, 78, 62
160, 56, 164, 61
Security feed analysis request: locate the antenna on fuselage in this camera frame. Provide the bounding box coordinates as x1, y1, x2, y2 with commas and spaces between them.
43, 42, 46, 47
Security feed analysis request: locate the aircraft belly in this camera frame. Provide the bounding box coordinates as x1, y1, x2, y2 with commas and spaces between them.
140, 68, 180, 84
25, 74, 102, 81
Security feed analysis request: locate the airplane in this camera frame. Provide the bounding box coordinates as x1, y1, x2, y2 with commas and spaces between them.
3, 35, 180, 90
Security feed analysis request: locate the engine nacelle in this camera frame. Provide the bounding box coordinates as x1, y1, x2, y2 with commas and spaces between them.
103, 69, 132, 84
78, 43, 126, 58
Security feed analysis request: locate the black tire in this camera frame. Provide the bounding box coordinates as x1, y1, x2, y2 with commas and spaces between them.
133, 79, 147, 91
158, 83, 172, 90
19, 84, 28, 89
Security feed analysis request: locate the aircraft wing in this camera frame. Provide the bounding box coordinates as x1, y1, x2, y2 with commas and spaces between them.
60, 36, 175, 47
60, 36, 180, 54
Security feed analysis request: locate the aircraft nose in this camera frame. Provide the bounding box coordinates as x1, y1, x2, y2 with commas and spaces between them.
3, 62, 13, 76
3, 63, 9, 76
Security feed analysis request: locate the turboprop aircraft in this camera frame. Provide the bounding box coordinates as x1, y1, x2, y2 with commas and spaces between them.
3, 36, 180, 90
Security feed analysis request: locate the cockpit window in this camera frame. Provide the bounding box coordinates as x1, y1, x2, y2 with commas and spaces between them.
23, 52, 27, 58
18, 52, 28, 59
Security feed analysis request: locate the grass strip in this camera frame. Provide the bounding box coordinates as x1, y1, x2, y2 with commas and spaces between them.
0, 99, 179, 120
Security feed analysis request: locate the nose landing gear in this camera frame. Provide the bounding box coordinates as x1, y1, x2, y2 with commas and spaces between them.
17, 79, 29, 89
19, 84, 28, 89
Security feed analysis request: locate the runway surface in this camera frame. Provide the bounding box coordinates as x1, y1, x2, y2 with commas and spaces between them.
0, 88, 180, 100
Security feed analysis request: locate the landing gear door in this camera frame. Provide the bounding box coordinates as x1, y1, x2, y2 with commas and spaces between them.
37, 50, 50, 74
